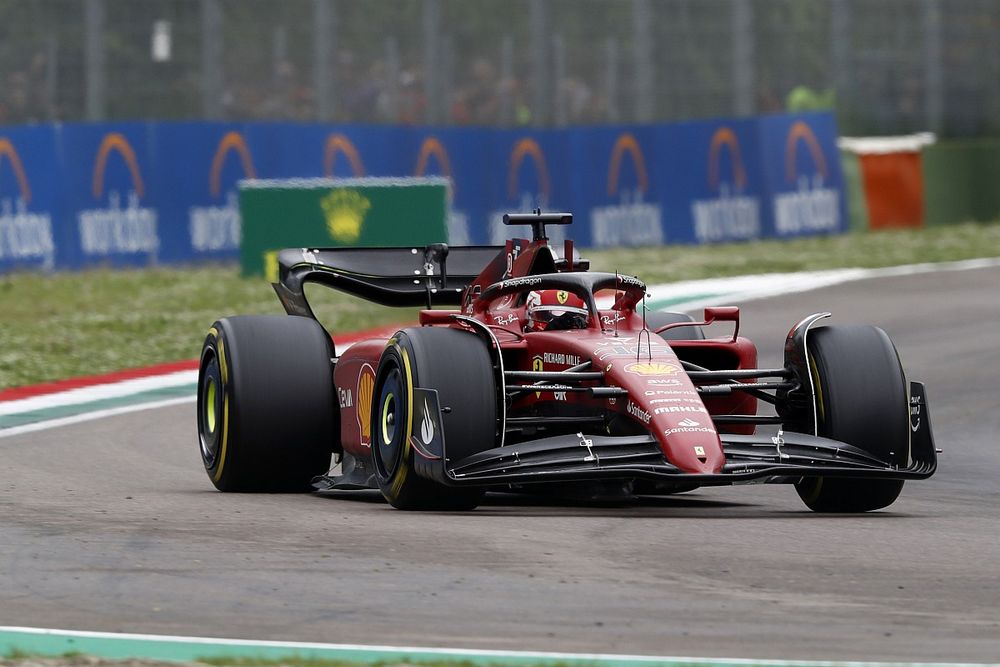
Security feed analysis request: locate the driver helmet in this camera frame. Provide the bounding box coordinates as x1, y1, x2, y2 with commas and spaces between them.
525, 289, 589, 331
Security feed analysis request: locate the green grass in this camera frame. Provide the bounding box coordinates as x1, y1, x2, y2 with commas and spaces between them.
2, 222, 998, 389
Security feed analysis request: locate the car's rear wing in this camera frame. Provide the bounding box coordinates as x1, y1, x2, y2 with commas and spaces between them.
272, 244, 505, 318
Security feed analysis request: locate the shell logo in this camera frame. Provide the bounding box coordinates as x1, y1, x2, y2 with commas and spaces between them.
356, 363, 376, 445
625, 361, 681, 376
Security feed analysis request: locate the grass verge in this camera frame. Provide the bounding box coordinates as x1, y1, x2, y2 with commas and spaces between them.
2, 222, 998, 389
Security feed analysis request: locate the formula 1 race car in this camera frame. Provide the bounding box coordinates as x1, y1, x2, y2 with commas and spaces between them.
196, 212, 937, 512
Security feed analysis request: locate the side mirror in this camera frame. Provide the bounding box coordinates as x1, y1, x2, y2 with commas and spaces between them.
704, 306, 740, 340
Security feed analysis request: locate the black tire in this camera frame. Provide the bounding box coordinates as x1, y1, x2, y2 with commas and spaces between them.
645, 311, 706, 341
795, 325, 909, 512
197, 316, 335, 492
371, 328, 495, 510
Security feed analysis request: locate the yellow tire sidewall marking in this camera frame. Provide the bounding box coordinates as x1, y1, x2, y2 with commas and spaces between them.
388, 344, 414, 498
205, 326, 230, 484
213, 395, 230, 483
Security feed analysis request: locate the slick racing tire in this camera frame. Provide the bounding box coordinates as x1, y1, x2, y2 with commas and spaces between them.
198, 316, 335, 492
645, 311, 706, 341
795, 325, 909, 513
371, 328, 495, 510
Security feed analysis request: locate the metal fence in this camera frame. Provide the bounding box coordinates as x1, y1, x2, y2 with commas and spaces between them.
1, 0, 998, 136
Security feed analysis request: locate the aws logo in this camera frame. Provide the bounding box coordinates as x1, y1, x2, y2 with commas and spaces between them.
190, 131, 256, 253
0, 137, 55, 266
591, 133, 663, 248
690, 125, 760, 244
414, 136, 470, 245
78, 132, 158, 257
773, 120, 839, 235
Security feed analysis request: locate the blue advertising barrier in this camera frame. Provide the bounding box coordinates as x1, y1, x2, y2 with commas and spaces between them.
0, 111, 846, 272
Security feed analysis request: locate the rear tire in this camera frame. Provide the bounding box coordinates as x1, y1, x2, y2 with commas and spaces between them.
197, 316, 335, 492
371, 328, 495, 510
794, 325, 908, 512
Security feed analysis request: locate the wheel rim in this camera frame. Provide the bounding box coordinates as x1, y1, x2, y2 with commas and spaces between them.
375, 366, 405, 479
198, 353, 224, 469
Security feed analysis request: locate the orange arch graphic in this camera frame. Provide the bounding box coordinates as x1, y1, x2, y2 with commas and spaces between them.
507, 138, 551, 200
414, 136, 455, 195
209, 131, 256, 197
0, 138, 31, 202
785, 120, 828, 182
708, 127, 746, 191
607, 132, 649, 196
92, 132, 145, 199
323, 134, 365, 177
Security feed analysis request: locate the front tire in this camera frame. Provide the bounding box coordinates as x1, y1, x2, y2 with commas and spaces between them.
795, 325, 909, 512
198, 316, 335, 492
371, 328, 496, 510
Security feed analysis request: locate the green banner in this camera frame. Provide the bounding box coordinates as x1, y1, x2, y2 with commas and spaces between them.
239, 177, 449, 278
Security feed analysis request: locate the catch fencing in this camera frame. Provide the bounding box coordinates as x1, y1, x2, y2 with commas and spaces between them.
1, 0, 998, 137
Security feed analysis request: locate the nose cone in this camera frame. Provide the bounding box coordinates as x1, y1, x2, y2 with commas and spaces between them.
607, 355, 724, 474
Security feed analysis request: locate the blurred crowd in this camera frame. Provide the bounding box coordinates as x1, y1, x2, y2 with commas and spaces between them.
216, 53, 610, 127
0, 50, 610, 127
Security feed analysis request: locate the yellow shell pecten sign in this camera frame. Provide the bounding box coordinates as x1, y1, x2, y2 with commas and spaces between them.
321, 188, 371, 243
625, 361, 681, 376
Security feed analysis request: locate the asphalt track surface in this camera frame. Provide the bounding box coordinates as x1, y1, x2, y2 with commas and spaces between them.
2, 266, 999, 663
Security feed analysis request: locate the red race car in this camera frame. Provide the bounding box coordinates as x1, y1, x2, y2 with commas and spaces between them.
197, 212, 936, 512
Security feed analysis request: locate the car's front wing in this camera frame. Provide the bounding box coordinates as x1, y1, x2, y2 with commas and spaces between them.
424, 382, 937, 488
